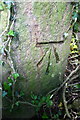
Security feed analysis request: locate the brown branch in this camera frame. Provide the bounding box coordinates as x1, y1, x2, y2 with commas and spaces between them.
63, 83, 71, 118
48, 65, 80, 96
63, 74, 79, 118
18, 101, 37, 107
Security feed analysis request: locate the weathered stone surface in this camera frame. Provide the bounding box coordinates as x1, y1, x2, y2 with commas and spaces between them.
1, 2, 73, 118
1, 2, 72, 94
11, 2, 72, 95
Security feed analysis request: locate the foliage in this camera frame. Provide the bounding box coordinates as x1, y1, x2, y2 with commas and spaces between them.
0, 46, 4, 54
74, 84, 80, 88
12, 73, 19, 79
7, 30, 15, 36
73, 23, 79, 32
3, 0, 14, 9
63, 32, 69, 38
42, 112, 49, 119
30, 93, 64, 119
2, 73, 19, 98
0, 60, 4, 65
31, 93, 53, 109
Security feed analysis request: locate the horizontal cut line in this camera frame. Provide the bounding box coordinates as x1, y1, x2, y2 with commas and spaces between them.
36, 41, 64, 45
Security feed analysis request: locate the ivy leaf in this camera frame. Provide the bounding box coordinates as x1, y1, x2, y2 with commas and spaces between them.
12, 73, 19, 79
15, 101, 20, 106
20, 91, 24, 97
45, 95, 53, 107
8, 83, 12, 86
31, 100, 35, 104
41, 96, 46, 103
3, 0, 13, 9
31, 93, 37, 100
46, 100, 53, 107
8, 77, 13, 83
34, 95, 37, 100
0, 60, 4, 66
73, 23, 79, 32
54, 114, 59, 119
0, 47, 4, 54
3, 82, 12, 96
74, 84, 80, 88
3, 82, 11, 91
7, 30, 14, 36
42, 112, 49, 119
72, 12, 78, 22
63, 32, 68, 38
46, 95, 50, 103
2, 91, 7, 97
35, 100, 40, 105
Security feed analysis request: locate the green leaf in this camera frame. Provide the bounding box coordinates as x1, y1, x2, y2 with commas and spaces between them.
41, 96, 46, 102
74, 84, 80, 88
42, 112, 49, 119
8, 77, 13, 83
0, 47, 4, 54
7, 30, 14, 36
0, 60, 4, 65
63, 32, 68, 38
3, 82, 12, 96
54, 114, 59, 119
8, 83, 12, 86
36, 107, 40, 112
37, 102, 42, 107
31, 94, 37, 100
3, 82, 11, 91
46, 95, 50, 103
34, 95, 37, 100
73, 23, 79, 32
12, 73, 19, 79
35, 100, 39, 105
20, 91, 24, 97
46, 100, 53, 107
15, 101, 20, 106
31, 100, 35, 104
72, 12, 78, 20
3, 0, 13, 9
2, 91, 7, 97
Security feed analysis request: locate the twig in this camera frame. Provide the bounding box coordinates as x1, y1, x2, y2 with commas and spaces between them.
47, 88, 58, 96
5, 96, 12, 103
68, 82, 80, 87
48, 65, 80, 96
5, 48, 16, 73
63, 75, 79, 118
68, 55, 80, 60
8, 38, 11, 52
5, 48, 16, 105
18, 101, 37, 107
63, 83, 71, 118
